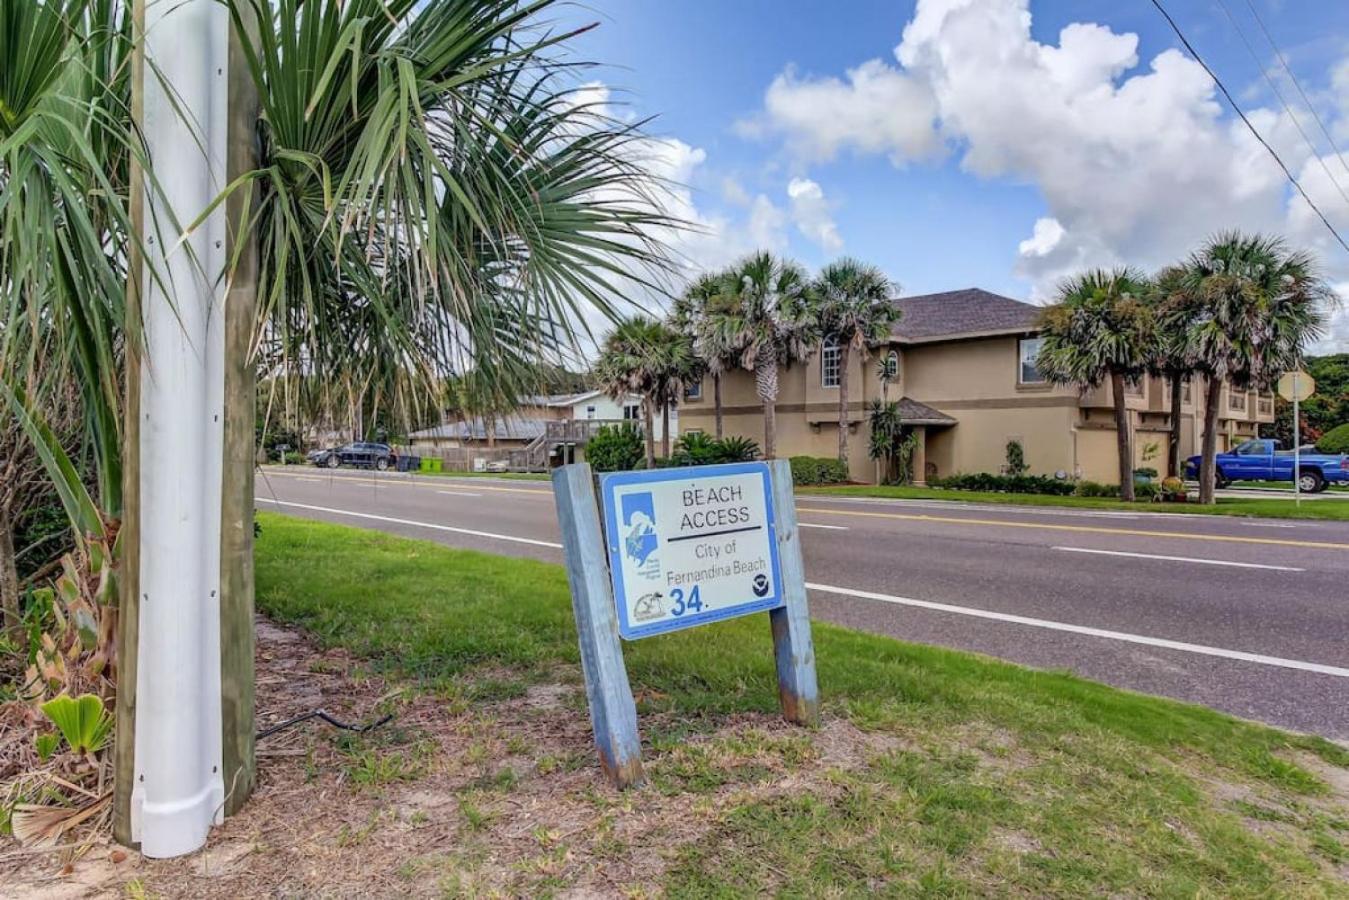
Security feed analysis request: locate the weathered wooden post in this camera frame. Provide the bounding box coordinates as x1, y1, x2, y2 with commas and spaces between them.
768, 459, 820, 726
551, 464, 645, 788
220, 2, 261, 817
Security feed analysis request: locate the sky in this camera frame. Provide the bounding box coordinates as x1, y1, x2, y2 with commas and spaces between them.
548, 0, 1349, 353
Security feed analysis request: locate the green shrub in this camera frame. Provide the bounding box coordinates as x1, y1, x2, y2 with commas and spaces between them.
929, 473, 1075, 495
789, 456, 849, 485
1073, 480, 1120, 498
585, 423, 644, 472
283, 451, 305, 465
715, 436, 761, 463
1316, 423, 1349, 454
669, 434, 761, 467
671, 432, 722, 466
1004, 439, 1028, 476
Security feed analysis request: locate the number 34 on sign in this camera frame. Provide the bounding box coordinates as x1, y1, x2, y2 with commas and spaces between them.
600, 462, 784, 640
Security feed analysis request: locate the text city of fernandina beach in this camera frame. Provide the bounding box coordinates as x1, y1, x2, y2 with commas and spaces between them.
665, 482, 768, 588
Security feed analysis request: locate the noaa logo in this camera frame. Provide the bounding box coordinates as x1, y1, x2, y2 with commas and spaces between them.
751, 573, 771, 597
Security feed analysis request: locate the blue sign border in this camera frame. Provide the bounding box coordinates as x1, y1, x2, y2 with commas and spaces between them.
601, 462, 784, 640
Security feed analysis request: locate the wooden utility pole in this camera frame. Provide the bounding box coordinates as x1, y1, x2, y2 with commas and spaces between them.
220, 2, 260, 818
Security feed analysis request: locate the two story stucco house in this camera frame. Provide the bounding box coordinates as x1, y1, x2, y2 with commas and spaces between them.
679, 289, 1274, 484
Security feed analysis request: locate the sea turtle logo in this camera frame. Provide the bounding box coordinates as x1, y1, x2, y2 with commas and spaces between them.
633, 592, 664, 622
620, 491, 659, 574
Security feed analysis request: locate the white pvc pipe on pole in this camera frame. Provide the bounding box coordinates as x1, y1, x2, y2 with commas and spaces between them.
131, 0, 229, 858
1293, 372, 1301, 508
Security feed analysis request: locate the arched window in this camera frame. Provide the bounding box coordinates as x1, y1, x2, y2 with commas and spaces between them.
821, 337, 841, 388
882, 350, 900, 383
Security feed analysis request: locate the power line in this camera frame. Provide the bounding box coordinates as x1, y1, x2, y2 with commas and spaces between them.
1215, 0, 1349, 210
1148, 0, 1349, 255
1242, 0, 1349, 181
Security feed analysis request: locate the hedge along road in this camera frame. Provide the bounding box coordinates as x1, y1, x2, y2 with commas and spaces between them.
255, 467, 1349, 740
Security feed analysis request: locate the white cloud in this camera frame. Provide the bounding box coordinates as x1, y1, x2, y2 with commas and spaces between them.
745, 0, 1349, 350
739, 60, 941, 166
786, 177, 843, 252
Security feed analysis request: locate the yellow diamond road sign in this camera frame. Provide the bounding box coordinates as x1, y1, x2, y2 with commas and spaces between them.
1277, 371, 1315, 402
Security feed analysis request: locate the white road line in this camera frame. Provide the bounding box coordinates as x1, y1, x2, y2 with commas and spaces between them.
436, 490, 483, 498
256, 498, 1345, 677
255, 498, 563, 549
806, 582, 1348, 678
1051, 546, 1305, 572
799, 523, 849, 531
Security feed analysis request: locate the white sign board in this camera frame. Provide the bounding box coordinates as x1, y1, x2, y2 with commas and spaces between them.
601, 462, 783, 640
1277, 371, 1315, 402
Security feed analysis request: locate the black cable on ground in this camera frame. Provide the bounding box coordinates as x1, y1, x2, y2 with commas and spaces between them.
256, 709, 394, 741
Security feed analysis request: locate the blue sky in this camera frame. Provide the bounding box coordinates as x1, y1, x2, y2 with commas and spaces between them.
552, 0, 1349, 350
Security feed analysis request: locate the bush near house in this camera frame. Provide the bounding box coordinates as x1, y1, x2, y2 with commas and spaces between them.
584, 423, 645, 472
930, 473, 1075, 495
789, 456, 850, 486
1316, 422, 1349, 454
1072, 480, 1120, 498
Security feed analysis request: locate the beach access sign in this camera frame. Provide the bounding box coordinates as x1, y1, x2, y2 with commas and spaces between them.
600, 462, 784, 639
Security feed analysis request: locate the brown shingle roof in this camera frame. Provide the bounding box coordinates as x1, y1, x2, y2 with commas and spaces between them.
891, 288, 1041, 343
895, 397, 957, 426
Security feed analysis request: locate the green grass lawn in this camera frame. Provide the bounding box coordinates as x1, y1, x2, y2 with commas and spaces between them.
254, 512, 1349, 896
802, 484, 1349, 520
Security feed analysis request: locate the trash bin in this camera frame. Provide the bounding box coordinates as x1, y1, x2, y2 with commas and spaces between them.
395, 454, 413, 472
420, 456, 442, 473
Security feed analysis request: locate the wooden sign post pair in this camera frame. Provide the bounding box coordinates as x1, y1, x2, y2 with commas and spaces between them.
551, 459, 819, 788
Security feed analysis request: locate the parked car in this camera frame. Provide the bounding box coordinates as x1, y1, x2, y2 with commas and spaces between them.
308, 442, 396, 471
1184, 439, 1349, 492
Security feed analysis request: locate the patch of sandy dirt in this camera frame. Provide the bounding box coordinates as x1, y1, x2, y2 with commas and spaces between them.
0, 618, 919, 898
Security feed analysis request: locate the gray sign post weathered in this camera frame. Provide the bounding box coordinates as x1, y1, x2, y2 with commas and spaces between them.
551, 459, 819, 788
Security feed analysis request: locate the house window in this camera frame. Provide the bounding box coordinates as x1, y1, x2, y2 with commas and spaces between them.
685, 380, 702, 400
821, 338, 841, 388
585, 405, 596, 419
623, 403, 641, 421
1125, 378, 1144, 398
882, 350, 900, 383
1229, 389, 1247, 412
1018, 337, 1045, 384
1182, 377, 1192, 403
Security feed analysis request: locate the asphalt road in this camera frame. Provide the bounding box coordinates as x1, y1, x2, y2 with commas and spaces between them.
254, 466, 1349, 741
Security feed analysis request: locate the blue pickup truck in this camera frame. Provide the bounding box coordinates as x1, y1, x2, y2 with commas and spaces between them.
1185, 439, 1349, 492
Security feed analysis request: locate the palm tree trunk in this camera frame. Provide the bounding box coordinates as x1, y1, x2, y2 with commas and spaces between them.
643, 400, 656, 468
713, 372, 723, 440
1167, 373, 1184, 478
837, 344, 851, 464
0, 512, 19, 638
1111, 371, 1135, 502
661, 402, 671, 459
754, 356, 779, 459
1198, 375, 1223, 505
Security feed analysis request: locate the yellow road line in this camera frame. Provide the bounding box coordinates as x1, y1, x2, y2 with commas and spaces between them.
795, 506, 1349, 551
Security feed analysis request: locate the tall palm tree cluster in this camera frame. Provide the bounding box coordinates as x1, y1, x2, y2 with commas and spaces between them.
1037, 232, 1333, 504
596, 251, 896, 464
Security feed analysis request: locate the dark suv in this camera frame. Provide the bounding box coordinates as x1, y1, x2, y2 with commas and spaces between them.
308, 442, 395, 471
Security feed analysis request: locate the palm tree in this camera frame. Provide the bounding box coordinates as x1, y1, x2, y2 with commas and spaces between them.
1162, 232, 1331, 504
672, 272, 731, 438
1037, 268, 1155, 502
595, 317, 695, 466
814, 259, 898, 465
1, 0, 682, 829
700, 252, 818, 458
1150, 267, 1197, 479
